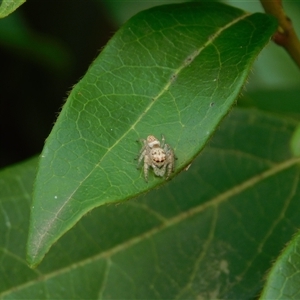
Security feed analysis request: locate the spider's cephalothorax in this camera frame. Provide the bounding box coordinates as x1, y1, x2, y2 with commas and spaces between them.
137, 135, 175, 182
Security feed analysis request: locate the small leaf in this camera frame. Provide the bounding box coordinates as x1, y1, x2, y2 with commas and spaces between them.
0, 0, 25, 18
260, 231, 300, 299
27, 2, 277, 267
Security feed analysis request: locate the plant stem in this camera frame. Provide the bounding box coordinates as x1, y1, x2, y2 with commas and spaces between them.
260, 0, 300, 69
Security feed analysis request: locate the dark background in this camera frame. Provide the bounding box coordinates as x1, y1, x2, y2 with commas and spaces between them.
0, 0, 115, 168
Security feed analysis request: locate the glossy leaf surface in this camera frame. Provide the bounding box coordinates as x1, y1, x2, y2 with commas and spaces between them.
0, 0, 25, 18
27, 2, 277, 267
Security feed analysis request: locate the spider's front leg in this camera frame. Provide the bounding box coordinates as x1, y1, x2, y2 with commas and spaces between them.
136, 148, 146, 169
166, 161, 174, 179
160, 134, 166, 148
143, 154, 151, 182
136, 139, 147, 168
165, 144, 175, 179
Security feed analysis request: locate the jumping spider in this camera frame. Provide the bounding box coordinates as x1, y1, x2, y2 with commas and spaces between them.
137, 135, 175, 182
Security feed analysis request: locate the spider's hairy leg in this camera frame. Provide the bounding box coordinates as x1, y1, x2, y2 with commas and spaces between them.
137, 148, 146, 168
160, 134, 166, 148
170, 150, 176, 172
164, 143, 174, 158
136, 139, 147, 167
165, 143, 175, 179
166, 162, 173, 179
143, 155, 150, 182
136, 139, 147, 154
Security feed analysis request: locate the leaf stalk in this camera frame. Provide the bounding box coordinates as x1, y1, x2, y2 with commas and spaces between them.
260, 0, 300, 69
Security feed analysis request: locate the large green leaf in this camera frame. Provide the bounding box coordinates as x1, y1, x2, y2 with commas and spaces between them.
27, 2, 277, 267
2, 109, 300, 299
0, 0, 25, 18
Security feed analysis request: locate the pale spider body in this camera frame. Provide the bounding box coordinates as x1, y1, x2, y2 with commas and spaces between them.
137, 135, 175, 182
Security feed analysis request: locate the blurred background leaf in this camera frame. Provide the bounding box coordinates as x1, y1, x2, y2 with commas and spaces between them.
2, 108, 300, 299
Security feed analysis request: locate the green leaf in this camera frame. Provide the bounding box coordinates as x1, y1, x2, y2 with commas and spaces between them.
0, 157, 39, 293
238, 89, 300, 120
291, 124, 300, 157
0, 0, 25, 18
27, 2, 277, 267
2, 109, 300, 298
260, 231, 300, 299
